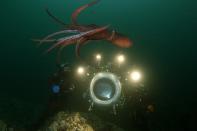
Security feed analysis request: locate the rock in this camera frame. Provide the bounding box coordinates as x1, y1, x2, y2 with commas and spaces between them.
39, 111, 124, 131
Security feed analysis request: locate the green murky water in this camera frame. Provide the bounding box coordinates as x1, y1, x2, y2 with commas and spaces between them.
0, 0, 196, 130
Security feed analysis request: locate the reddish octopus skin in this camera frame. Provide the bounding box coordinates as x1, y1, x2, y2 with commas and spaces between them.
69, 0, 133, 48
69, 25, 133, 48
36, 0, 133, 58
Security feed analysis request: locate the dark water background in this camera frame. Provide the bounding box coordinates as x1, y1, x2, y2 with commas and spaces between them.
0, 0, 197, 130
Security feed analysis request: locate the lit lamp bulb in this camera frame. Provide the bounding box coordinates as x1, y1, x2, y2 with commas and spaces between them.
95, 54, 102, 66
77, 66, 85, 75
96, 54, 101, 61
116, 55, 125, 66
130, 71, 141, 82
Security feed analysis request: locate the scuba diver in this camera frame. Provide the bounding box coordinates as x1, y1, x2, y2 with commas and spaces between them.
30, 63, 76, 130
127, 87, 155, 131
31, 60, 155, 131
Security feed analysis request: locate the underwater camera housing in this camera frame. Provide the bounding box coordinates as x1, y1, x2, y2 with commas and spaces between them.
90, 72, 121, 106
48, 53, 145, 115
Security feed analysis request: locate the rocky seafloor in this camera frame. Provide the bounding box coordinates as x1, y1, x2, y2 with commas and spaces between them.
1, 111, 124, 131
39, 111, 124, 131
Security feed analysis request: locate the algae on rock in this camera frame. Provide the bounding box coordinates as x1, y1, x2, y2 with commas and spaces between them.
39, 111, 124, 131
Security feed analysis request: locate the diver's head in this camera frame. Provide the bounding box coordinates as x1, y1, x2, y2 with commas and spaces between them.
110, 32, 133, 48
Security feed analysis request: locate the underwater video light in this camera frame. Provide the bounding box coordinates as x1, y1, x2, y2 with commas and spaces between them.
130, 71, 142, 82
48, 53, 147, 115
96, 54, 102, 61
116, 54, 125, 64
90, 72, 121, 106
77, 66, 85, 75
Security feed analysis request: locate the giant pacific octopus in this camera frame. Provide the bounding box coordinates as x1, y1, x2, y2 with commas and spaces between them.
34, 0, 133, 57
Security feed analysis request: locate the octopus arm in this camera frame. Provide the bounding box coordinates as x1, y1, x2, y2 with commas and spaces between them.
40, 30, 79, 45
45, 25, 108, 53
75, 37, 88, 57
32, 39, 57, 43
44, 37, 75, 54
46, 8, 67, 26
71, 0, 101, 25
